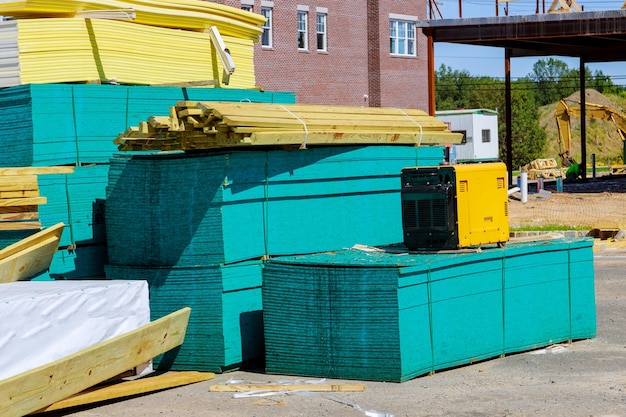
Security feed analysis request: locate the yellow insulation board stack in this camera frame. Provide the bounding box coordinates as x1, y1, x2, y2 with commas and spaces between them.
115, 101, 465, 151
5, 17, 255, 88
0, 0, 265, 39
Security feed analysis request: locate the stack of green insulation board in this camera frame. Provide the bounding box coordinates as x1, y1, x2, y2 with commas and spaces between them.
104, 146, 444, 266
0, 84, 295, 167
105, 262, 264, 372
103, 145, 445, 371
0, 83, 294, 280
262, 238, 596, 382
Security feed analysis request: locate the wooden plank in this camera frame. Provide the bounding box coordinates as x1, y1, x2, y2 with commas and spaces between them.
0, 211, 39, 221
0, 221, 42, 231
0, 175, 38, 190
0, 235, 59, 283
209, 383, 366, 393
0, 190, 40, 199
0, 205, 38, 214
0, 307, 191, 417
0, 197, 46, 207
0, 222, 64, 261
0, 167, 74, 176
35, 372, 215, 413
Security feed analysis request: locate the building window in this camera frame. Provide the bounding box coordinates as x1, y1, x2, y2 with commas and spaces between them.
316, 13, 327, 51
241, 5, 252, 12
482, 129, 491, 143
261, 7, 272, 48
297, 10, 308, 50
390, 19, 416, 56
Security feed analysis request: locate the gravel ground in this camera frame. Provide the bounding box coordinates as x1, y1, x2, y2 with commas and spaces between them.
42, 178, 626, 417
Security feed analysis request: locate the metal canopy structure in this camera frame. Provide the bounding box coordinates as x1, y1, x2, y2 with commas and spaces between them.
417, 9, 626, 183
419, 10, 626, 61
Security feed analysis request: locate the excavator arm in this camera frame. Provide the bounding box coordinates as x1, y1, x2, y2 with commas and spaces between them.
555, 98, 626, 165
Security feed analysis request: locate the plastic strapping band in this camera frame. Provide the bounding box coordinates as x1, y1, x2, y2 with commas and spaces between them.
399, 109, 424, 147
279, 105, 308, 149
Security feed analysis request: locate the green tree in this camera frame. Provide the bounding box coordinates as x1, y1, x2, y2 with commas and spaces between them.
498, 84, 547, 168
435, 66, 546, 167
528, 58, 576, 106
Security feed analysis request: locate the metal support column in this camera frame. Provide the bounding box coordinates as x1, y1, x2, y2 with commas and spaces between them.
580, 56, 587, 180
505, 49, 513, 186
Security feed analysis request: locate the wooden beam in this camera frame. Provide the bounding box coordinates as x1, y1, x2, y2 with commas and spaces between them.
0, 222, 62, 283
0, 307, 191, 417
0, 167, 74, 176
209, 383, 366, 393
0, 197, 46, 207
0, 222, 42, 231
0, 235, 59, 283
34, 372, 214, 413
0, 222, 63, 261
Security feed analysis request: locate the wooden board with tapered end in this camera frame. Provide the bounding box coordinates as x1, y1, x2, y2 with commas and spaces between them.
0, 222, 64, 261
0, 307, 191, 417
34, 371, 214, 413
0, 235, 59, 283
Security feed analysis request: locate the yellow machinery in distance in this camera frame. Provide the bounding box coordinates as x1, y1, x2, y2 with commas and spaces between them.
555, 98, 626, 167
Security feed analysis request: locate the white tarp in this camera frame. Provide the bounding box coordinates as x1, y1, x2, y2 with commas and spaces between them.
0, 280, 150, 381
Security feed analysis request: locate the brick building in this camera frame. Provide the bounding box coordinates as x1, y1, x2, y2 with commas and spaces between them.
214, 0, 429, 109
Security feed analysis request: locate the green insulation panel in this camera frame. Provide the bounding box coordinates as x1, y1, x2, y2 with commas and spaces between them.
0, 83, 295, 279
105, 261, 264, 373
0, 84, 295, 166
262, 238, 596, 382
105, 146, 444, 266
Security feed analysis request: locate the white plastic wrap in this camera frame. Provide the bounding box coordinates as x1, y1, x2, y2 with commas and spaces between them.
0, 280, 150, 381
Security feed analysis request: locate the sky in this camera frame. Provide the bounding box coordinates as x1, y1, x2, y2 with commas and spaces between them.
431, 0, 626, 85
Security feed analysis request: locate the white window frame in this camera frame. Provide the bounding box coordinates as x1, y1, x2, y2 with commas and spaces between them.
316, 12, 327, 52
389, 15, 417, 57
297, 10, 308, 50
261, 6, 273, 48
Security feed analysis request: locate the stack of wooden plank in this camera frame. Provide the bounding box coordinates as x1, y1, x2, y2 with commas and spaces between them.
115, 102, 464, 151
262, 238, 596, 382
0, 167, 73, 235
103, 145, 445, 371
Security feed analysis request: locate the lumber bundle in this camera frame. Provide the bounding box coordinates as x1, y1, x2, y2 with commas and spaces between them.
0, 167, 74, 232
263, 239, 596, 382
115, 102, 464, 151
0, 17, 256, 88
523, 158, 566, 179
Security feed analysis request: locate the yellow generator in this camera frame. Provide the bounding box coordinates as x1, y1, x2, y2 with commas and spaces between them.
401, 162, 509, 250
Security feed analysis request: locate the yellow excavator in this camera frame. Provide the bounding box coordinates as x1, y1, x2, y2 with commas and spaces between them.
555, 98, 626, 170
